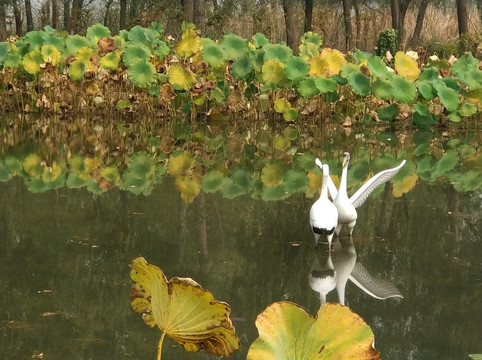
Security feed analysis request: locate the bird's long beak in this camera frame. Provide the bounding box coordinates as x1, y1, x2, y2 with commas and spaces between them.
342, 154, 349, 167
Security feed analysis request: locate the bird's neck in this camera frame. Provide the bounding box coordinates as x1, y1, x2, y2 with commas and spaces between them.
339, 164, 348, 195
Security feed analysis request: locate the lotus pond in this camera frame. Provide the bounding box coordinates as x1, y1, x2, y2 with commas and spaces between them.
0, 118, 481, 360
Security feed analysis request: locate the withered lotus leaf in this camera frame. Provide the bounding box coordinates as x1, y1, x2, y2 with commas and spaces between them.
247, 301, 380, 360
130, 257, 239, 357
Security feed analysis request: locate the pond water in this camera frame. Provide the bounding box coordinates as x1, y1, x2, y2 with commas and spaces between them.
0, 127, 481, 360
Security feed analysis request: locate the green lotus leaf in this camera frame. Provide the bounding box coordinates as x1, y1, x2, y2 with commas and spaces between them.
299, 42, 320, 59
23, 154, 43, 177
127, 60, 156, 88
433, 149, 459, 178
295, 77, 318, 98
0, 42, 9, 64
446, 139, 462, 150
412, 112, 434, 128
4, 46, 21, 68
252, 33, 269, 48
367, 55, 388, 79
347, 161, 370, 189
85, 178, 108, 195
155, 41, 170, 60
149, 22, 164, 34
372, 78, 393, 100
377, 131, 398, 146
231, 54, 252, 80
283, 169, 309, 193
414, 102, 430, 116
66, 173, 88, 189
458, 102, 477, 117
41, 44, 61, 66
300, 31, 322, 47
26, 177, 49, 193
127, 151, 156, 178
86, 23, 111, 44
352, 49, 367, 64
340, 63, 358, 78
433, 81, 460, 112
263, 43, 292, 63
127, 25, 148, 45
121, 171, 152, 195
123, 42, 152, 68
221, 33, 249, 59
417, 154, 437, 181
284, 56, 310, 81
294, 152, 318, 172
116, 99, 131, 111
168, 151, 193, 176
260, 183, 289, 201
42, 161, 63, 183
231, 167, 251, 189
66, 34, 94, 55
418, 67, 439, 81
458, 144, 476, 158
75, 46, 94, 61
261, 60, 285, 88
168, 64, 196, 90
247, 302, 380, 360
377, 104, 399, 121
413, 142, 429, 157
391, 75, 417, 103
283, 108, 299, 121
201, 170, 227, 193
220, 179, 247, 199
175, 175, 201, 203
274, 135, 290, 151
283, 126, 299, 140
274, 99, 291, 113
0, 161, 11, 181
24, 31, 45, 50
69, 155, 92, 179
465, 88, 482, 107
454, 170, 482, 192
451, 53, 481, 90
261, 160, 287, 187
347, 70, 370, 96
100, 50, 121, 70
372, 155, 399, 174
4, 156, 22, 176
313, 77, 336, 94
416, 80, 436, 100
176, 28, 201, 58
201, 38, 227, 67
68, 59, 88, 81
43, 34, 65, 52
412, 130, 433, 145
21, 49, 44, 74
447, 111, 462, 123
100, 165, 121, 184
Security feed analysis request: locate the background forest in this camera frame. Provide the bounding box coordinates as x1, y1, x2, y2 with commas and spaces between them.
0, 0, 480, 57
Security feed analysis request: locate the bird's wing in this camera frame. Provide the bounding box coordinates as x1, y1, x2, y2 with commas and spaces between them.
349, 160, 406, 208
348, 262, 403, 299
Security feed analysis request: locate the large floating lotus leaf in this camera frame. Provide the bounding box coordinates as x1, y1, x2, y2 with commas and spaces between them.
66, 173, 88, 189
247, 302, 380, 360
261, 160, 287, 187
296, 77, 319, 98
433, 81, 460, 112
392, 172, 418, 197
261, 60, 285, 87
231, 54, 252, 80
231, 167, 251, 189
41, 44, 61, 66
121, 171, 152, 195
221, 33, 249, 59
100, 165, 121, 185
377, 104, 399, 121
127, 152, 155, 178
23, 154, 43, 177
201, 38, 227, 67
433, 149, 459, 178
168, 151, 194, 176
127, 60, 156, 88
347, 70, 370, 96
21, 49, 44, 75
313, 77, 336, 93
284, 56, 310, 81
261, 184, 290, 201
263, 44, 292, 63
168, 64, 196, 90
394, 51, 420, 81
86, 23, 111, 44
4, 156, 22, 176
123, 42, 151, 68
24, 31, 46, 49
372, 78, 393, 100
451, 53, 482, 90
66, 35, 93, 55
201, 170, 227, 193
175, 175, 201, 203
130, 257, 239, 356
42, 161, 63, 183
391, 75, 417, 103
176, 28, 201, 58
252, 33, 269, 48
317, 48, 346, 77
220, 179, 248, 199
367, 55, 388, 79
68, 59, 88, 81
100, 50, 121, 70
283, 169, 309, 193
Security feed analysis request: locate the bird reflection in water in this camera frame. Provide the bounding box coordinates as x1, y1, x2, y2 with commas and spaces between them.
309, 237, 403, 305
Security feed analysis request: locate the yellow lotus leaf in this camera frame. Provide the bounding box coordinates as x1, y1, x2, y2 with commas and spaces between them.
392, 172, 418, 197
175, 28, 202, 58
261, 60, 285, 87
309, 57, 328, 77
168, 63, 196, 90
318, 48, 346, 77
76, 46, 95, 61
41, 44, 61, 66
130, 257, 239, 358
167, 151, 194, 176
247, 301, 380, 360
174, 175, 201, 203
307, 171, 322, 191
261, 161, 286, 187
42, 161, 62, 182
394, 51, 420, 81
274, 98, 291, 113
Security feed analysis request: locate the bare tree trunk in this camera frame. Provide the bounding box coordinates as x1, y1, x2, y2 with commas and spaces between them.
477, 0, 482, 27
304, 0, 313, 33
181, 0, 194, 22
352, 0, 361, 49
342, 0, 352, 52
129, 0, 139, 22
13, 0, 23, 35
409, 0, 429, 48
281, 0, 298, 52
63, 0, 71, 32
104, 0, 113, 27
456, 0, 468, 36
212, 0, 218, 10
119, 0, 126, 30
391, 0, 412, 50
0, 0, 7, 40
70, 0, 82, 34
52, 0, 58, 29
25, 0, 34, 31
193, 0, 205, 33
391, 0, 399, 30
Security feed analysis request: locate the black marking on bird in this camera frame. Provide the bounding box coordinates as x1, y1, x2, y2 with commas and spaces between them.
312, 226, 335, 235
